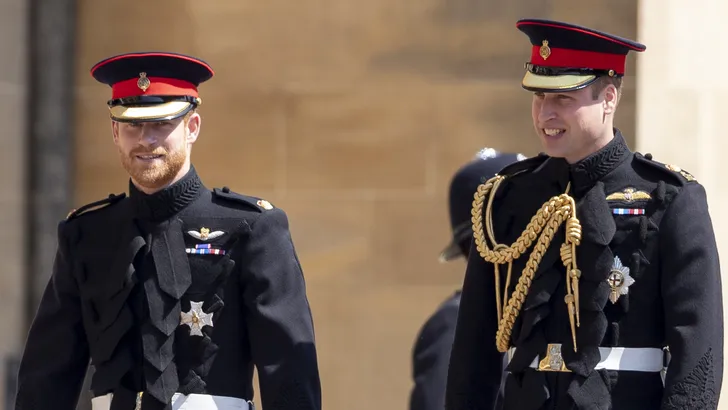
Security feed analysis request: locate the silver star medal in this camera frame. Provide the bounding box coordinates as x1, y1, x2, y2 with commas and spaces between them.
607, 256, 635, 304
180, 301, 214, 336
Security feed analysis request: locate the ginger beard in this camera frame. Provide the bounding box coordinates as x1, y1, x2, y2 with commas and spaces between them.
119, 140, 188, 190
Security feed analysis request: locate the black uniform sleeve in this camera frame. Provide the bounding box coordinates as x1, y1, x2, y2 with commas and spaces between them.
660, 182, 723, 409
15, 222, 89, 409
409, 299, 459, 410
241, 208, 322, 410
445, 241, 504, 410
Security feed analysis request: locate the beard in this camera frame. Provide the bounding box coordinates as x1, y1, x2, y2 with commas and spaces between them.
119, 144, 188, 190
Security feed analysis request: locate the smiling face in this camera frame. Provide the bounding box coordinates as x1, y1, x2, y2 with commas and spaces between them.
531, 80, 619, 163
111, 111, 201, 193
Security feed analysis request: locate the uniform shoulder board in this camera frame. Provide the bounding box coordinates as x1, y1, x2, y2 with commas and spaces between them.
66, 193, 126, 220
635, 152, 696, 185
497, 153, 549, 178
212, 186, 275, 212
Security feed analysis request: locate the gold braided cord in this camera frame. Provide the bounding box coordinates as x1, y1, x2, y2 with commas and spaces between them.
471, 175, 583, 353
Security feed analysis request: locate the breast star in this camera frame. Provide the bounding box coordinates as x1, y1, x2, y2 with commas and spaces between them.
180, 301, 214, 337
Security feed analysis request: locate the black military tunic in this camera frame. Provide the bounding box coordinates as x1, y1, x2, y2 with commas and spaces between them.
445, 131, 723, 409
15, 166, 322, 409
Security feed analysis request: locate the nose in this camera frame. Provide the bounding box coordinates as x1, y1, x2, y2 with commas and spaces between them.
138, 124, 159, 147
537, 98, 556, 124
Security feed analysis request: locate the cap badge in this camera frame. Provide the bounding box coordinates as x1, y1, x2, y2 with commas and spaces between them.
137, 72, 151, 92
539, 40, 551, 60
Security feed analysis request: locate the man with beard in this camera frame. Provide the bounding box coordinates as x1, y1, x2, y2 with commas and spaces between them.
408, 149, 524, 410
445, 19, 723, 410
14, 52, 322, 410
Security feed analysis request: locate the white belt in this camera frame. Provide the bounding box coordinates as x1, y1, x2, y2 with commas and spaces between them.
91, 392, 252, 410
507, 343, 666, 373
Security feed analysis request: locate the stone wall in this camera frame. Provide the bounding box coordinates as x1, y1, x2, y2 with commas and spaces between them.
636, 1, 728, 407
0, 0, 28, 407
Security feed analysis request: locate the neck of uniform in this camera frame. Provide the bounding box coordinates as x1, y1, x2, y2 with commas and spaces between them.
128, 165, 203, 223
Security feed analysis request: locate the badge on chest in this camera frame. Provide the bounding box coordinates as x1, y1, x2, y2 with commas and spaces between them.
606, 187, 650, 216
185, 226, 228, 255
180, 301, 214, 336
608, 256, 635, 303
187, 227, 225, 241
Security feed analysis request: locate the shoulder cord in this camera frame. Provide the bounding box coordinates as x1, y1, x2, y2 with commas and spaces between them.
471, 175, 582, 353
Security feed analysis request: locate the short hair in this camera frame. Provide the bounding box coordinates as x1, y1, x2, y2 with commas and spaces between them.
590, 75, 623, 100
183, 109, 198, 124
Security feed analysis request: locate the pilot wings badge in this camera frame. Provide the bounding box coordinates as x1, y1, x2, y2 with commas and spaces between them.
187, 227, 225, 241
605, 187, 651, 203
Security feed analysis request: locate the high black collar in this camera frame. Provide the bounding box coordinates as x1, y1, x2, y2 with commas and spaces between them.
128, 165, 203, 222
568, 129, 630, 194
534, 129, 631, 198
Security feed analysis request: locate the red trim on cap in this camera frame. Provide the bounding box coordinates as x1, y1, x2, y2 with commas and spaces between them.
111, 77, 199, 99
517, 21, 643, 51
530, 46, 626, 74
91, 52, 214, 75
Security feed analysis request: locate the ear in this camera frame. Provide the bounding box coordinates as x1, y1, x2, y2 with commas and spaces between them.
185, 111, 201, 144
111, 121, 120, 145
603, 84, 618, 115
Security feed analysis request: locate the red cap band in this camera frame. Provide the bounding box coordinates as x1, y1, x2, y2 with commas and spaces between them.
530, 46, 626, 74
111, 76, 199, 100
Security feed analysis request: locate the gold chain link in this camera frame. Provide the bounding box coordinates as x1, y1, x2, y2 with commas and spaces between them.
471, 175, 582, 353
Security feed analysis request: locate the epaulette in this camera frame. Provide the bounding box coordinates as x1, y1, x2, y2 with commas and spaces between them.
496, 153, 549, 178
635, 152, 696, 185
66, 193, 126, 220
212, 186, 275, 212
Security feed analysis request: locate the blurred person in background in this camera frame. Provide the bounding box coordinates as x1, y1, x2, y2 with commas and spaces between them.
446, 19, 723, 410
14, 52, 321, 410
408, 149, 525, 410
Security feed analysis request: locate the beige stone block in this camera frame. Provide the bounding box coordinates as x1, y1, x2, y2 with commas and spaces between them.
0, 204, 24, 339
371, 3, 552, 83
184, 0, 443, 87
0, 91, 26, 180
0, 0, 27, 85
192, 90, 287, 192
76, 0, 198, 69
367, 197, 466, 286
305, 281, 460, 410
639, 89, 700, 164
284, 84, 435, 192
0, 78, 26, 410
